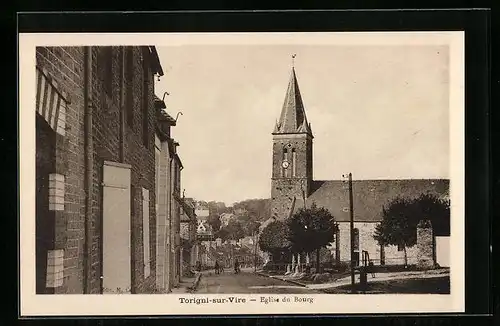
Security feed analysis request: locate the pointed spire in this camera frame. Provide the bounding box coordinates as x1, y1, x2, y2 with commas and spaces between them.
273, 64, 313, 137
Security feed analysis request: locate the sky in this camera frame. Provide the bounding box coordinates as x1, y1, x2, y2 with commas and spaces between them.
154, 43, 450, 206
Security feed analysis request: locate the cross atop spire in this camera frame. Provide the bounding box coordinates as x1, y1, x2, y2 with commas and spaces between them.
273, 66, 313, 137
292, 53, 296, 68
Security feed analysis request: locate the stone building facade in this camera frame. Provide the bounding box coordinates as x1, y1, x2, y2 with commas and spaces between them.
154, 95, 177, 292
179, 198, 199, 276
170, 143, 183, 287
268, 67, 450, 268
153, 93, 187, 291
35, 46, 164, 294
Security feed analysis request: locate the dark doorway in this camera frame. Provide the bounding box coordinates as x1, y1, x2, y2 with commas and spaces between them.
353, 251, 360, 267
36, 116, 56, 294
380, 245, 386, 265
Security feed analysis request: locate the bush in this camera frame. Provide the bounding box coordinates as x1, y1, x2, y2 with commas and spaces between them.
259, 220, 291, 255
262, 261, 287, 273
325, 261, 350, 274
312, 273, 332, 284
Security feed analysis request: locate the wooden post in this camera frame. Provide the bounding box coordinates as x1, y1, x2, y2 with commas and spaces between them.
348, 173, 355, 290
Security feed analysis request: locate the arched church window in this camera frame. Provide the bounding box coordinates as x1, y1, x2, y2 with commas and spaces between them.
292, 149, 296, 177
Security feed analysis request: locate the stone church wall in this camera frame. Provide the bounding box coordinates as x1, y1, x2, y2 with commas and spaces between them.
271, 134, 312, 220
331, 222, 419, 266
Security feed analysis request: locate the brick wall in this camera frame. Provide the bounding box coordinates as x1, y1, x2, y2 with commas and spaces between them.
36, 46, 159, 294
91, 46, 157, 293
36, 46, 86, 294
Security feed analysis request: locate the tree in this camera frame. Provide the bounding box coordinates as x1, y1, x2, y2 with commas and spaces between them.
208, 201, 229, 215
287, 202, 337, 273
232, 198, 271, 222
415, 193, 450, 236
258, 219, 291, 263
207, 214, 222, 233
245, 220, 261, 236
223, 220, 245, 241
215, 227, 229, 242
374, 193, 450, 266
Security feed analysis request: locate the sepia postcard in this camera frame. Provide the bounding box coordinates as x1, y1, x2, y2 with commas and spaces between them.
19, 31, 465, 316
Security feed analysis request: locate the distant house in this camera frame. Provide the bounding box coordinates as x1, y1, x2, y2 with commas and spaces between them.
195, 202, 210, 220
239, 236, 256, 250
196, 220, 214, 242
179, 197, 199, 276
233, 207, 247, 215
220, 213, 235, 227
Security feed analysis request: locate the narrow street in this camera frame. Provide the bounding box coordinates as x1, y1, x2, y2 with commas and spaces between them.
187, 269, 320, 294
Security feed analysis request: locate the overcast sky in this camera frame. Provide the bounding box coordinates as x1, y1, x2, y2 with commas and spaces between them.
154, 43, 449, 206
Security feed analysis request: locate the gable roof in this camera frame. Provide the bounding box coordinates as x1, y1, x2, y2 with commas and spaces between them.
299, 179, 449, 223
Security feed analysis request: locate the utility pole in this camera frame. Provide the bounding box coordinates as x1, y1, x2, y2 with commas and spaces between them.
348, 173, 355, 290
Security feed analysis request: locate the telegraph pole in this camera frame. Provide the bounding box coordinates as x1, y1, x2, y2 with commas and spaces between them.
343, 173, 355, 290
348, 173, 355, 289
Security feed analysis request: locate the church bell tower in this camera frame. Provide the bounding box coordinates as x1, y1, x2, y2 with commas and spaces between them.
271, 65, 313, 220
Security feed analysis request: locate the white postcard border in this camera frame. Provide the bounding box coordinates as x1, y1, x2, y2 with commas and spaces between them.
19, 31, 465, 316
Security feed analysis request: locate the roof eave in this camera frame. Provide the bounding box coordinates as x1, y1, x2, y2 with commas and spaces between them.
149, 46, 164, 76
272, 131, 314, 139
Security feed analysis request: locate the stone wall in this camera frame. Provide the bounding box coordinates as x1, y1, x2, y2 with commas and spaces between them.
271, 134, 312, 220
330, 222, 419, 266
417, 219, 435, 268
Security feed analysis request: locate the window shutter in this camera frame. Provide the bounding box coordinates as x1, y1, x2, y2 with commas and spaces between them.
142, 188, 151, 278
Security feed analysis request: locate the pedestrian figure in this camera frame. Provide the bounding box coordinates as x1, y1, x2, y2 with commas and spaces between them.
196, 260, 202, 273
234, 258, 240, 274
214, 260, 220, 274
368, 260, 375, 278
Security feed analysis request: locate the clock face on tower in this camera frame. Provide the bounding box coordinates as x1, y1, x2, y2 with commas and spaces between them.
282, 160, 290, 169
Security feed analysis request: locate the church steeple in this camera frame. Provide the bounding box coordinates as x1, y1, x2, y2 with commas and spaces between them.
271, 61, 314, 219
273, 67, 313, 137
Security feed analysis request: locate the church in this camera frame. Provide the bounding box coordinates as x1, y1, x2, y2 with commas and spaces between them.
268, 66, 450, 267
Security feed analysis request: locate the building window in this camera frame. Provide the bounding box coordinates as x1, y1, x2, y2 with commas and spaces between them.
100, 47, 113, 98
102, 162, 132, 293
125, 47, 134, 127
142, 48, 150, 148
283, 148, 288, 178
36, 67, 68, 136
292, 149, 296, 177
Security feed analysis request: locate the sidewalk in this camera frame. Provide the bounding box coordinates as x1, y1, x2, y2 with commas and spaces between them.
258, 268, 450, 291
170, 272, 201, 294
